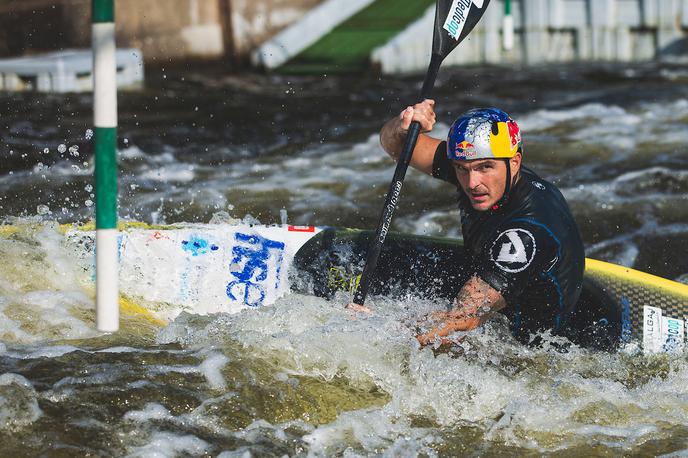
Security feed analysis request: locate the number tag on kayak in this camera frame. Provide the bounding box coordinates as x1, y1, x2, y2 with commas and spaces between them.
643, 305, 685, 354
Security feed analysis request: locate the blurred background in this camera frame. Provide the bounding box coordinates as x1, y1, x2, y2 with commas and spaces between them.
0, 0, 685, 71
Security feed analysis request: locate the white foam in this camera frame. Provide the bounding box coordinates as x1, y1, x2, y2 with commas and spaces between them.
0, 373, 34, 389
397, 209, 462, 238
19, 345, 80, 359
585, 222, 688, 264
38, 223, 86, 287
119, 145, 148, 160
41, 386, 75, 403
0, 373, 42, 431
183, 392, 240, 437
158, 129, 447, 227
16, 290, 98, 340
53, 370, 119, 390
146, 364, 198, 376
519, 99, 688, 153
144, 353, 229, 391
150, 152, 176, 164
49, 159, 94, 177
165, 295, 525, 427
140, 163, 197, 183
96, 346, 185, 355
519, 103, 631, 131
217, 449, 253, 458
0, 297, 35, 343
126, 431, 210, 458
97, 346, 141, 354
159, 289, 688, 453
126, 380, 156, 390
198, 351, 230, 390
123, 402, 174, 422
562, 167, 688, 205
303, 406, 426, 456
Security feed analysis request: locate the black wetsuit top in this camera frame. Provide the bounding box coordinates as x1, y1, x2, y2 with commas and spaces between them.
432, 141, 586, 343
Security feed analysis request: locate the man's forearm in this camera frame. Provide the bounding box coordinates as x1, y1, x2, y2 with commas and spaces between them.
415, 311, 480, 346
379, 117, 405, 161
416, 276, 507, 346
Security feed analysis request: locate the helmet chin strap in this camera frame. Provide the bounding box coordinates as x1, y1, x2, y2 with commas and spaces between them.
490, 159, 513, 211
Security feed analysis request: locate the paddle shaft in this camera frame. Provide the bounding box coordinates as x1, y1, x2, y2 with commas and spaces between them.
353, 54, 442, 306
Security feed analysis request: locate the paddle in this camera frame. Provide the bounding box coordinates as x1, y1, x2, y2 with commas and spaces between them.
352, 0, 492, 306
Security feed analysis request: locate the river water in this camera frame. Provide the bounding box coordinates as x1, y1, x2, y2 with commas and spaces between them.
1, 62, 688, 456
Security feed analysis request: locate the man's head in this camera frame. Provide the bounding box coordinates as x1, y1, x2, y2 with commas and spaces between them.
446, 108, 523, 211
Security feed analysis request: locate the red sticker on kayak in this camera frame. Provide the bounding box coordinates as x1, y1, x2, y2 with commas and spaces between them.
288, 225, 315, 232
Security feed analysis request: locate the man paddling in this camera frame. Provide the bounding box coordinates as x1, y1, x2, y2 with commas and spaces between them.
375, 100, 601, 348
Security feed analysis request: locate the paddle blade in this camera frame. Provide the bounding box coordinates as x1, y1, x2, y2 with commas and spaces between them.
432, 0, 491, 59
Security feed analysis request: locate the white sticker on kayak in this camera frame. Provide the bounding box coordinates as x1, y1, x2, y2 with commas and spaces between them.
643, 306, 663, 353
443, 0, 484, 40
112, 224, 322, 316
643, 306, 685, 354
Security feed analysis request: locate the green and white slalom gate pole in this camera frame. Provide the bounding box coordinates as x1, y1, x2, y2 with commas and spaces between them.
503, 0, 514, 50
93, 0, 119, 332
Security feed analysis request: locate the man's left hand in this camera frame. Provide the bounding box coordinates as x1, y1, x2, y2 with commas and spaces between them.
415, 310, 480, 347
345, 302, 373, 314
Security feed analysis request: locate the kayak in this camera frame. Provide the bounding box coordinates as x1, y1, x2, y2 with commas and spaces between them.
64, 223, 688, 352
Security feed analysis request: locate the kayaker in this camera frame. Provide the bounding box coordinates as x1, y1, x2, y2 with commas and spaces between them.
374, 100, 615, 349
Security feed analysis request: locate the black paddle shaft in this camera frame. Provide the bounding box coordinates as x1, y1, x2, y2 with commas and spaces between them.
352, 0, 491, 306
352, 55, 442, 306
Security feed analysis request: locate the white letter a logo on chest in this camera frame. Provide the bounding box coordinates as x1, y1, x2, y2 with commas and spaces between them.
496, 230, 527, 263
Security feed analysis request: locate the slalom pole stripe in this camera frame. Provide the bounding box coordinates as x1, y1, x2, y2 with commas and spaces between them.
95, 127, 118, 229
93, 23, 118, 127
92, 0, 114, 23
96, 229, 119, 331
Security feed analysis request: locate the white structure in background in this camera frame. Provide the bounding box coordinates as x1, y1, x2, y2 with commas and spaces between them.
251, 0, 376, 69
0, 49, 143, 93
181, 0, 224, 56
503, 2, 514, 50
372, 0, 688, 74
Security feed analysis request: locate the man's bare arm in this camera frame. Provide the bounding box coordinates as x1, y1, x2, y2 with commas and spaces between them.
416, 275, 507, 346
379, 99, 442, 176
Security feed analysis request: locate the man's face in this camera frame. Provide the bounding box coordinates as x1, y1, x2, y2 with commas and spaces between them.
453, 159, 507, 211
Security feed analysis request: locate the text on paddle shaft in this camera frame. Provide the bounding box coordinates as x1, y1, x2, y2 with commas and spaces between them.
379, 180, 403, 243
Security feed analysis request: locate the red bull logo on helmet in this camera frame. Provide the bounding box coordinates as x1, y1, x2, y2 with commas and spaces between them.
455, 140, 477, 158
507, 120, 521, 150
